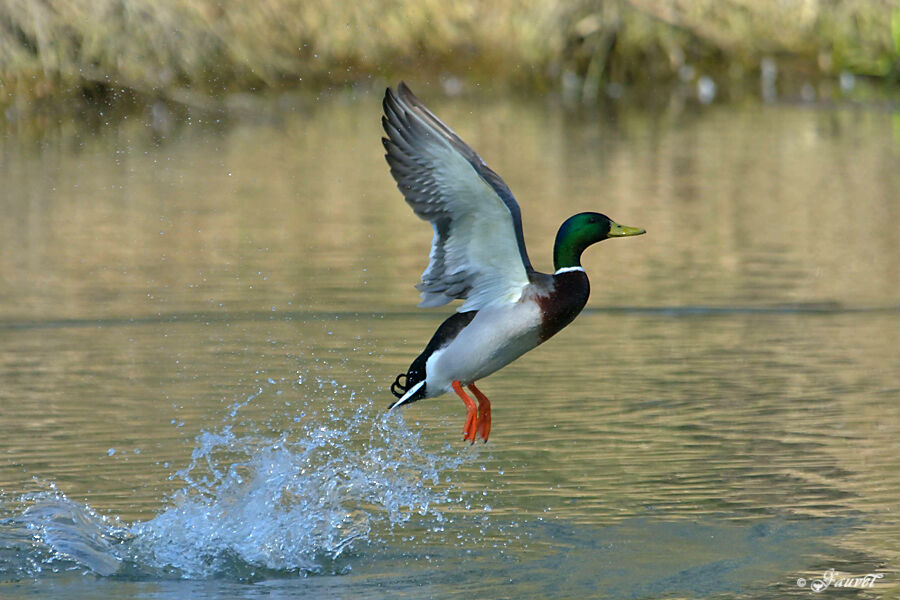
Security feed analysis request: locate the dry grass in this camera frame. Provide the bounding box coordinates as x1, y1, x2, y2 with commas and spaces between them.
627, 0, 899, 76
1, 0, 897, 112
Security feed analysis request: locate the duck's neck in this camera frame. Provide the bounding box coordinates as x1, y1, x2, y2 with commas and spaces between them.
553, 234, 589, 272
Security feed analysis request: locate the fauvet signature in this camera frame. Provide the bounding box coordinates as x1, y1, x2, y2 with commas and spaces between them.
797, 568, 884, 592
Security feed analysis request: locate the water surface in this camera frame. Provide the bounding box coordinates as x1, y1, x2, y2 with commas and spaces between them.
1, 89, 898, 598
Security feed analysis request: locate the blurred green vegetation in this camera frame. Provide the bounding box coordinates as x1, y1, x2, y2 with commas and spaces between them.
1, 0, 898, 113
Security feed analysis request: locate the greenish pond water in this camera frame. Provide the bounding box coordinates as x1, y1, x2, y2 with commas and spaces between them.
1, 89, 898, 598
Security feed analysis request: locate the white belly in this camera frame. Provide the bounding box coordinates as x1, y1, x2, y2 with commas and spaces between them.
424, 302, 543, 396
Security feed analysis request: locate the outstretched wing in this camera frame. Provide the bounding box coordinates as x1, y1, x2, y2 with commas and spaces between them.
382, 82, 533, 312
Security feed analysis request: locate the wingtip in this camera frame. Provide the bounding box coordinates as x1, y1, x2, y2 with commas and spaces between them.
396, 81, 421, 107
385, 82, 418, 110
385, 82, 411, 99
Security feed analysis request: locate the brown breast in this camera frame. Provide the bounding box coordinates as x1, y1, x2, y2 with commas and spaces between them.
534, 270, 591, 343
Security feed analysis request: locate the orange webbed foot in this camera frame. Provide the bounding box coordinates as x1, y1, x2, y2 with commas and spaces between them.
468, 383, 491, 443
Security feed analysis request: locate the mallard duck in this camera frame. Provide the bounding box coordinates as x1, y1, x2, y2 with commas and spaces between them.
383, 82, 644, 443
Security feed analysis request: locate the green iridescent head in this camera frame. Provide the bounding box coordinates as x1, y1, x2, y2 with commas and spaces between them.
553, 212, 645, 271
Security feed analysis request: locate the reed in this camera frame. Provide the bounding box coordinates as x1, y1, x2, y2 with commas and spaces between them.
1, 0, 897, 112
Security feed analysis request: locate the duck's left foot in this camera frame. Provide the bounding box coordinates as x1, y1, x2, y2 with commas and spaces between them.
468, 383, 491, 443
452, 381, 491, 443
452, 381, 478, 443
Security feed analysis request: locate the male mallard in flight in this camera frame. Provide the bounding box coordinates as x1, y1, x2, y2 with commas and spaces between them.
383, 82, 644, 443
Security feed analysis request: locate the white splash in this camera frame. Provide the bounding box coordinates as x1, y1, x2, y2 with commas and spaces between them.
0, 380, 468, 580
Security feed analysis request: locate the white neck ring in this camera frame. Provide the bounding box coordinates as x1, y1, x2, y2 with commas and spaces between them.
554, 266, 586, 275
